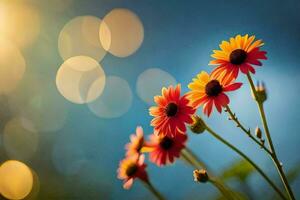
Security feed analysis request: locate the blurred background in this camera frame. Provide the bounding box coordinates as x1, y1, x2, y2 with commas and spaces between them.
0, 0, 299, 199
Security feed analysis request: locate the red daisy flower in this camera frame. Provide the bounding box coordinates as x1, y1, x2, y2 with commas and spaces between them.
210, 34, 267, 81
125, 126, 144, 156
149, 84, 195, 137
117, 154, 148, 189
144, 133, 187, 166
187, 71, 242, 117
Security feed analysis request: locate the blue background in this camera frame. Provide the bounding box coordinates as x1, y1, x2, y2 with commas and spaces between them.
0, 0, 299, 199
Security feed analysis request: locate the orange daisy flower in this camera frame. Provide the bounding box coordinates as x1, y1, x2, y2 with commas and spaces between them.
144, 133, 187, 166
210, 34, 267, 81
187, 71, 242, 117
117, 154, 148, 189
149, 84, 195, 137
125, 126, 144, 156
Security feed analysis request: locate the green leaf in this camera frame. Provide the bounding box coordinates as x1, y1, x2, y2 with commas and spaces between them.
221, 159, 255, 182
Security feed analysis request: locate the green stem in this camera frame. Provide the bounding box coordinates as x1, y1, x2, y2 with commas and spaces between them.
181, 148, 198, 168
182, 147, 209, 170
247, 73, 295, 200
209, 178, 238, 200
225, 105, 272, 156
142, 180, 165, 200
204, 124, 287, 200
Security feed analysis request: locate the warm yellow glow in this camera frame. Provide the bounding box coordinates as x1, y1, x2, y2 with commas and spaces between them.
56, 56, 106, 104
58, 16, 108, 61
136, 68, 177, 105
0, 1, 40, 48
0, 160, 33, 200
88, 76, 132, 118
100, 8, 144, 57
3, 118, 38, 161
0, 37, 26, 94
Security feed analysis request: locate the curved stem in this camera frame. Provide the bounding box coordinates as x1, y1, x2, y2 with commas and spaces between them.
142, 180, 165, 200
225, 105, 272, 156
181, 148, 199, 168
247, 73, 295, 200
182, 147, 209, 170
209, 178, 239, 200
204, 124, 287, 200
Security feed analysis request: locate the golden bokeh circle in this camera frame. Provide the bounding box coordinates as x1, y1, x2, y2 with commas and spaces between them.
100, 8, 144, 57
58, 16, 109, 61
56, 56, 106, 104
0, 160, 33, 200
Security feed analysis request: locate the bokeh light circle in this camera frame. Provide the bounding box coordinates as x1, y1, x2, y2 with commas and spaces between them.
56, 56, 106, 104
58, 16, 109, 61
3, 118, 38, 161
88, 76, 133, 118
0, 1, 40, 48
0, 38, 26, 94
100, 8, 144, 57
0, 160, 33, 200
136, 68, 177, 105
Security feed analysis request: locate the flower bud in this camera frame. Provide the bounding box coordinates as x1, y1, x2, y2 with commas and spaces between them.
190, 115, 206, 134
193, 169, 209, 183
253, 82, 267, 103
255, 127, 262, 139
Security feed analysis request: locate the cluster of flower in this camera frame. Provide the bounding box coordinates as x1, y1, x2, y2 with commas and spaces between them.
117, 34, 273, 197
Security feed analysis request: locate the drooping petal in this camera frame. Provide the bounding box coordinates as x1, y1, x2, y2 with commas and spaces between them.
216, 93, 230, 106
223, 82, 243, 92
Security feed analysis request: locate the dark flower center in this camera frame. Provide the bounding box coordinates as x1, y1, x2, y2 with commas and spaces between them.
159, 137, 174, 150
126, 164, 138, 177
205, 80, 222, 97
230, 49, 247, 65
165, 102, 178, 117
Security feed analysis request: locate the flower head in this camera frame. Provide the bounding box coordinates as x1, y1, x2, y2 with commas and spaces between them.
144, 133, 187, 166
253, 81, 267, 103
190, 115, 206, 134
125, 126, 144, 156
187, 71, 242, 117
193, 169, 209, 183
149, 84, 195, 137
117, 154, 148, 189
210, 34, 267, 81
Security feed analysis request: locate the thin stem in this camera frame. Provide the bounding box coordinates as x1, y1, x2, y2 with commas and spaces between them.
142, 180, 165, 200
209, 178, 238, 200
182, 147, 209, 170
204, 124, 287, 200
181, 148, 198, 168
247, 73, 295, 200
225, 105, 272, 156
